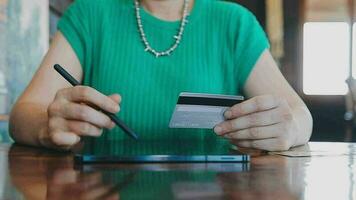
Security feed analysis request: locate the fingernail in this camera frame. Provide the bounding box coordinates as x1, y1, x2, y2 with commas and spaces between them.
214, 126, 223, 135
224, 110, 232, 119
110, 122, 115, 129
67, 134, 80, 145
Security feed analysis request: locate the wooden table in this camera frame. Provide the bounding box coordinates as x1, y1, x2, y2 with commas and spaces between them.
0, 142, 355, 200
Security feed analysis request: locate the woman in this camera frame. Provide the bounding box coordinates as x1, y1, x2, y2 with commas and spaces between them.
9, 0, 312, 151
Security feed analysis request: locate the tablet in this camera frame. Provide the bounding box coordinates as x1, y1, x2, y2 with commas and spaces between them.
74, 139, 250, 164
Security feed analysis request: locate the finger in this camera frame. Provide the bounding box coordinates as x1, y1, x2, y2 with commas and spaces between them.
68, 86, 119, 113
67, 120, 105, 137
63, 103, 113, 129
223, 123, 286, 140
79, 173, 103, 190
81, 185, 113, 200
106, 193, 120, 200
224, 95, 280, 119
101, 187, 120, 200
52, 169, 79, 185
109, 94, 122, 104
231, 138, 291, 151
216, 107, 289, 135
60, 174, 102, 194
50, 131, 80, 147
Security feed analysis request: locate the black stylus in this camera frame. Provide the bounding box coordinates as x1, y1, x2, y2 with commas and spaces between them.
54, 64, 139, 140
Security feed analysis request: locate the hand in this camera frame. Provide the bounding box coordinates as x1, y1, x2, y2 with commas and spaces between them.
214, 95, 298, 151
46, 86, 121, 149
47, 169, 120, 200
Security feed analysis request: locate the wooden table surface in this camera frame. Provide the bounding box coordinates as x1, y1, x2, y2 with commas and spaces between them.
0, 142, 355, 200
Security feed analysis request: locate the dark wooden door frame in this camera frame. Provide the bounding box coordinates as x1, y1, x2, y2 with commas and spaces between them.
295, 0, 346, 108
286, 0, 349, 141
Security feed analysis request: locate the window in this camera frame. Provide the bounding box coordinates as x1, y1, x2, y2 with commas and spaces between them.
303, 22, 352, 95
303, 0, 355, 95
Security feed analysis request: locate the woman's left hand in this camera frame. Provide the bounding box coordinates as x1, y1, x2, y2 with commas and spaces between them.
214, 95, 299, 151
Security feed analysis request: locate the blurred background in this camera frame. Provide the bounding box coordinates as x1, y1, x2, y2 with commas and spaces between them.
0, 0, 355, 143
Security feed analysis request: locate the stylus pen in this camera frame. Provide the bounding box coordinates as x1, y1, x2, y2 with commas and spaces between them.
54, 64, 139, 140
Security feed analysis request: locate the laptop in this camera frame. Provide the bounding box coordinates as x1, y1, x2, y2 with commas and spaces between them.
74, 138, 250, 164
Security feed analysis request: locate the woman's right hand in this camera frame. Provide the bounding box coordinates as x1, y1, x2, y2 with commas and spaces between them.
47, 86, 121, 149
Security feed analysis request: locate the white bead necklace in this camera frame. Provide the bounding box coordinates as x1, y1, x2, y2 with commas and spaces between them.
134, 0, 190, 58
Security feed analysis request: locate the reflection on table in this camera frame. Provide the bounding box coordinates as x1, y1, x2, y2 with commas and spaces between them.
0, 142, 355, 200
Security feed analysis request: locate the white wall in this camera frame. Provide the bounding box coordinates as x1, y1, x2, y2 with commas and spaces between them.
0, 0, 49, 113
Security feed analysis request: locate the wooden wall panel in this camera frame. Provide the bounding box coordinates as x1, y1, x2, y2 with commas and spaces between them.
235, 0, 267, 29
305, 0, 351, 21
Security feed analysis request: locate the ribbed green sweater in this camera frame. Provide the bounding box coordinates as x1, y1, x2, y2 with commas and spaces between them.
58, 0, 269, 152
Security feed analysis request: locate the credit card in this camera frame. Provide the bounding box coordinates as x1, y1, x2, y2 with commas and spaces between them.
169, 92, 244, 129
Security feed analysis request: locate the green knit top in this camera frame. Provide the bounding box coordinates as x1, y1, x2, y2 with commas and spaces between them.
58, 0, 269, 153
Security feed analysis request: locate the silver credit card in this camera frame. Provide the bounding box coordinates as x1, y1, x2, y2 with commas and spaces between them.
169, 92, 244, 129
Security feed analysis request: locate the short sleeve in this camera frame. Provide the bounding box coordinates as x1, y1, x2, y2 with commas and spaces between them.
231, 6, 270, 88
57, 0, 92, 68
